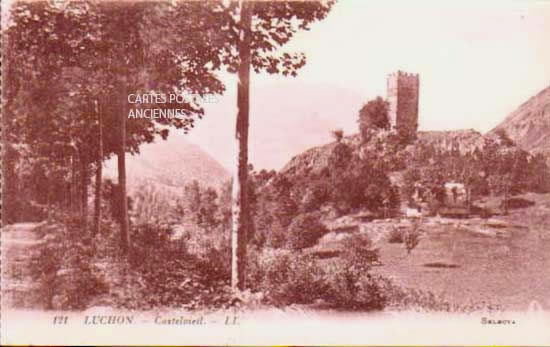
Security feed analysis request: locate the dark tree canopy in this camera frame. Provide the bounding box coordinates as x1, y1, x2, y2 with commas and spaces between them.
358, 96, 390, 139
2, 0, 227, 230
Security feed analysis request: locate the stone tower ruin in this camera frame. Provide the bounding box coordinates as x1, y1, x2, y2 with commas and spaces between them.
387, 71, 419, 138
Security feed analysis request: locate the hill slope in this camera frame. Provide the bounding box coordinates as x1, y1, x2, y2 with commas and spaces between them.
104, 135, 230, 191
491, 86, 550, 155
281, 129, 498, 177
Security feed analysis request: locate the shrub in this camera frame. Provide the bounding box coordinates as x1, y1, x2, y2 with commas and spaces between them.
388, 226, 404, 243
324, 269, 388, 310
118, 222, 234, 310
331, 128, 344, 142
323, 234, 385, 310
130, 222, 174, 256
196, 241, 231, 285
286, 213, 329, 250
403, 221, 422, 255
30, 222, 107, 310
341, 233, 380, 271
248, 251, 329, 306
328, 142, 353, 170
265, 221, 288, 248
301, 181, 331, 213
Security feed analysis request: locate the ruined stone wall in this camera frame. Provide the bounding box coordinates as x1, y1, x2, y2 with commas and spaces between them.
387, 74, 399, 129
387, 71, 419, 138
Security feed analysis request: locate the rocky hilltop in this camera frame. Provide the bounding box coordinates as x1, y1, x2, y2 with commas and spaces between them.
417, 129, 491, 154
281, 129, 507, 178
282, 138, 345, 177
491, 86, 550, 156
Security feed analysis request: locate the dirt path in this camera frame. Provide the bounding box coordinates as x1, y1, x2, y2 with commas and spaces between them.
1, 222, 45, 308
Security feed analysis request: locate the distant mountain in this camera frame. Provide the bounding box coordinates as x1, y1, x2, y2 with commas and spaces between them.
104, 135, 230, 191
491, 86, 550, 156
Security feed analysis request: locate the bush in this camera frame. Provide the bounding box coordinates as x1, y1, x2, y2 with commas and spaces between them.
248, 247, 387, 310
196, 241, 232, 285
323, 234, 385, 310
265, 221, 288, 248
248, 251, 330, 306
324, 269, 388, 310
117, 222, 232, 310
331, 128, 344, 142
341, 233, 380, 270
249, 244, 384, 309
403, 221, 422, 255
286, 213, 329, 250
388, 226, 404, 243
328, 142, 353, 170
30, 222, 107, 310
301, 181, 331, 212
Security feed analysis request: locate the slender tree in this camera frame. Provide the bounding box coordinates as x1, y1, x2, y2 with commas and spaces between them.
93, 100, 103, 236
230, 0, 254, 292
210, 0, 335, 291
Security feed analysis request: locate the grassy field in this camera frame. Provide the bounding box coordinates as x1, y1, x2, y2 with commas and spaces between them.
368, 193, 550, 311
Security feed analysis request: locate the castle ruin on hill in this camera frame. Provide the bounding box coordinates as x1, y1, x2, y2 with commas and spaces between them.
387, 70, 420, 139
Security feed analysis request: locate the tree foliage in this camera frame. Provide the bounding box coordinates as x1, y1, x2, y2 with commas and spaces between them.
4, 1, 226, 241
358, 96, 390, 140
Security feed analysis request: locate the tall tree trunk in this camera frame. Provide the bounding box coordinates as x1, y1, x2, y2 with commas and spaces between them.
71, 155, 79, 214
80, 156, 89, 231
93, 100, 103, 236
66, 181, 71, 210
70, 156, 74, 212
231, 1, 253, 292
46, 174, 53, 222
118, 86, 130, 253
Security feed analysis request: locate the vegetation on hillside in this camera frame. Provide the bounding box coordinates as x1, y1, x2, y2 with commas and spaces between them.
402, 133, 550, 213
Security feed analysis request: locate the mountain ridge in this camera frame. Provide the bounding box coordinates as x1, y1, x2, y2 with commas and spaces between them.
490, 85, 550, 155
104, 135, 230, 192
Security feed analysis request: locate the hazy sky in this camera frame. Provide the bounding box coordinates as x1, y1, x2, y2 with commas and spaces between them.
181, 0, 550, 171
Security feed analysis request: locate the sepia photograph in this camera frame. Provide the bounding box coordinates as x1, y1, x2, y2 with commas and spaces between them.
1, 0, 550, 345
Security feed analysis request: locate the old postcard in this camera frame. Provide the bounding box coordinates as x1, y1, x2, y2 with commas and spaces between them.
2, 0, 550, 345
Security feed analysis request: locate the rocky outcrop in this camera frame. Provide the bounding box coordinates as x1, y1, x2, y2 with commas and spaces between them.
282, 127, 519, 179
417, 129, 494, 154
281, 141, 340, 177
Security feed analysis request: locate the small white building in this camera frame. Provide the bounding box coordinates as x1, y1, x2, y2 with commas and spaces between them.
406, 207, 422, 218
